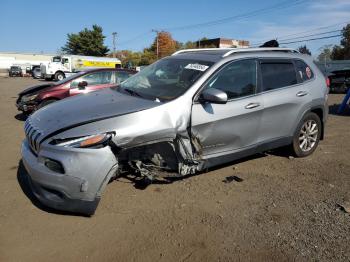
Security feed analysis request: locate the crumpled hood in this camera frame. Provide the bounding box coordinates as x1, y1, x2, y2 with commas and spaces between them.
28, 88, 161, 138
19, 83, 55, 96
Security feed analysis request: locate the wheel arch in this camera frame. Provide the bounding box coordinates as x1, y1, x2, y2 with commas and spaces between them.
295, 106, 325, 141
38, 97, 60, 108
55, 71, 65, 80
310, 107, 324, 140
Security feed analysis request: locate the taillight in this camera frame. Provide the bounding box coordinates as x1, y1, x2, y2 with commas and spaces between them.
326, 77, 330, 88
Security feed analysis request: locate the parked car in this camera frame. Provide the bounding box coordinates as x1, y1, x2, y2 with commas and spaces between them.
328, 69, 350, 93
21, 48, 328, 215
16, 68, 136, 114
9, 66, 23, 77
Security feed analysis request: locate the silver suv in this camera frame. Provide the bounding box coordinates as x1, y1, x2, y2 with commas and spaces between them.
21, 48, 328, 215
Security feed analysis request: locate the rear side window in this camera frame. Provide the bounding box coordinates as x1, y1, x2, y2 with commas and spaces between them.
260, 61, 297, 91
295, 60, 314, 82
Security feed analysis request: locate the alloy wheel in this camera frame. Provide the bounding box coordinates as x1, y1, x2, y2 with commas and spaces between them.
298, 120, 318, 152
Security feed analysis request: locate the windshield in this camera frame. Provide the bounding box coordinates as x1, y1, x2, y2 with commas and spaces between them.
52, 56, 61, 62
54, 71, 86, 85
119, 58, 213, 101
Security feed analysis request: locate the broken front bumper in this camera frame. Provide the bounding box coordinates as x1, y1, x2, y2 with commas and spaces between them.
16, 101, 37, 113
21, 139, 118, 215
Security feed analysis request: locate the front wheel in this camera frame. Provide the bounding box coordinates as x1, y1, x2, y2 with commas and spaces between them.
291, 112, 321, 157
55, 72, 65, 81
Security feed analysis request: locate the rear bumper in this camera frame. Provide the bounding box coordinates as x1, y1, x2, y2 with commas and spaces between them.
21, 140, 118, 215
10, 72, 22, 76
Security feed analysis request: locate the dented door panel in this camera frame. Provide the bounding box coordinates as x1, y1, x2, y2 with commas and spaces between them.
191, 96, 263, 157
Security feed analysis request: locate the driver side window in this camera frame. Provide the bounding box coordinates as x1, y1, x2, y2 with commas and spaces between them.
70, 71, 113, 88
204, 59, 257, 100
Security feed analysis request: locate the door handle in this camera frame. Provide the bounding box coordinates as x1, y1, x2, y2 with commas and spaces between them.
245, 102, 260, 109
296, 91, 308, 97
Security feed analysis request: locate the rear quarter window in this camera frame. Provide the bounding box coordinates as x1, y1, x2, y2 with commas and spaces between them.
260, 61, 298, 91
295, 60, 314, 82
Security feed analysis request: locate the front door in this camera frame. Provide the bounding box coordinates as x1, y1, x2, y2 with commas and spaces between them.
191, 59, 263, 158
69, 71, 115, 96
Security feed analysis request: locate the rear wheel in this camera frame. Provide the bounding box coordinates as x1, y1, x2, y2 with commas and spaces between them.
55, 72, 65, 81
38, 99, 57, 109
291, 112, 321, 157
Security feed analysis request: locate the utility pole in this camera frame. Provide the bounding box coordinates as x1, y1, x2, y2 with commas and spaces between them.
112, 32, 117, 57
152, 29, 159, 59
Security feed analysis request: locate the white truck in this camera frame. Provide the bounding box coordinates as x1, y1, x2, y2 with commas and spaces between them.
41, 55, 122, 81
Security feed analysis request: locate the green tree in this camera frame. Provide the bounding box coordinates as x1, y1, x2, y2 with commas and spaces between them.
330, 24, 350, 60
61, 25, 109, 56
298, 45, 311, 55
331, 45, 345, 60
183, 41, 197, 49
114, 50, 142, 67
140, 49, 157, 65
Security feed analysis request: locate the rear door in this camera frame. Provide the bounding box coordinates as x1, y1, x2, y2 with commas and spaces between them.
258, 59, 313, 143
191, 59, 263, 157
69, 71, 115, 96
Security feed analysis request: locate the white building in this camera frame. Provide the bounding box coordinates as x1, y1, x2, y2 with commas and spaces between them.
0, 52, 54, 72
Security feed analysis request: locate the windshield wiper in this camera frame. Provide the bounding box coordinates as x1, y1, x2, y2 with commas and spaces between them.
123, 88, 142, 98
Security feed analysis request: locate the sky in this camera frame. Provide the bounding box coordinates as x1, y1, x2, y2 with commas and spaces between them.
1, 0, 350, 57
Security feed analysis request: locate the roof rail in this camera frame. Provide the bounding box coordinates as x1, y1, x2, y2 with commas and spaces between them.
222, 47, 299, 57
172, 47, 299, 57
172, 48, 233, 56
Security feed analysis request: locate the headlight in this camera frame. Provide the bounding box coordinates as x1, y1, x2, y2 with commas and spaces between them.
22, 94, 38, 102
53, 133, 113, 148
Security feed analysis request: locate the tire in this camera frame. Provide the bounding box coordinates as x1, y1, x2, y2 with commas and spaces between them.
38, 99, 57, 109
55, 72, 65, 81
291, 112, 322, 157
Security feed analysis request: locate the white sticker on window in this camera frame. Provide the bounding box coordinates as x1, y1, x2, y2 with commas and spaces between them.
185, 63, 209, 71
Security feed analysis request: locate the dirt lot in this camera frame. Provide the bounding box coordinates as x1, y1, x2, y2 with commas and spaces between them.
0, 77, 349, 262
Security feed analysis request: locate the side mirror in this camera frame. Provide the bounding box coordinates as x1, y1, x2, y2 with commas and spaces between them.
78, 81, 88, 89
199, 88, 228, 104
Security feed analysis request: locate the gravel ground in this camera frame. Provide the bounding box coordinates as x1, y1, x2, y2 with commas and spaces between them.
0, 77, 349, 262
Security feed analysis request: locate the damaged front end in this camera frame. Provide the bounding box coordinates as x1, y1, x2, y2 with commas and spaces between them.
115, 134, 203, 183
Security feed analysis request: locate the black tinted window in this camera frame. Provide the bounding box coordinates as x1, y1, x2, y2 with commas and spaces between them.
204, 59, 257, 99
261, 62, 297, 91
295, 60, 314, 82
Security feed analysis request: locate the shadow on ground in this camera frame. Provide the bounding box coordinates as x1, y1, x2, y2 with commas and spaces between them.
14, 113, 28, 121
329, 103, 350, 116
